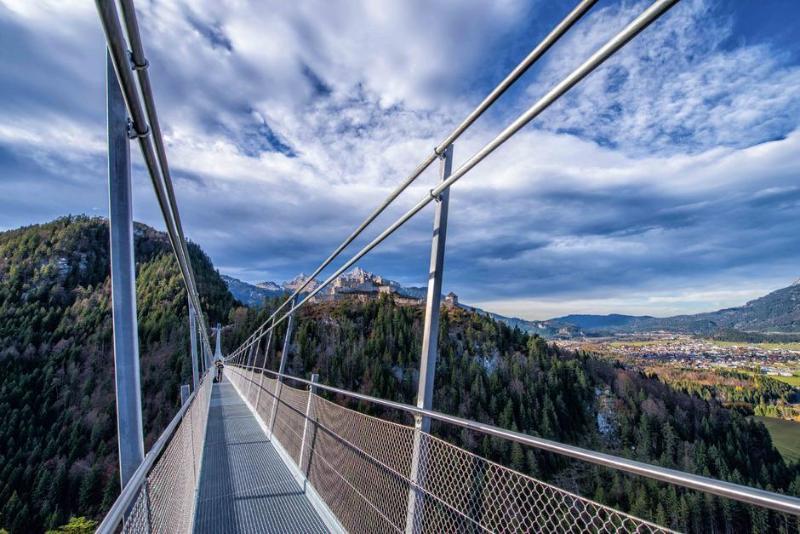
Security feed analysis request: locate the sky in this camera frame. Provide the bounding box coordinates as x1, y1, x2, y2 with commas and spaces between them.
1, 0, 799, 320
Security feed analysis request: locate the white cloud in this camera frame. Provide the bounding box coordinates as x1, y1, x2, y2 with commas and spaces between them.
528, 0, 800, 155
1, 0, 799, 320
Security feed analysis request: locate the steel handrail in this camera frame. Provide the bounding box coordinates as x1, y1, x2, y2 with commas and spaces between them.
231, 0, 599, 358
117, 0, 210, 354
229, 0, 681, 361
95, 375, 207, 534
232, 363, 800, 516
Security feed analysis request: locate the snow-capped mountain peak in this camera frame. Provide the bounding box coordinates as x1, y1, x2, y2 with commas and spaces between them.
282, 273, 320, 292
256, 281, 281, 291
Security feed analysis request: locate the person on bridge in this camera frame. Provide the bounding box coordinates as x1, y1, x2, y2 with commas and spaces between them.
214, 358, 224, 383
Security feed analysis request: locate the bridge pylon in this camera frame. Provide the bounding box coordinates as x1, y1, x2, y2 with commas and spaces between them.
214, 322, 223, 360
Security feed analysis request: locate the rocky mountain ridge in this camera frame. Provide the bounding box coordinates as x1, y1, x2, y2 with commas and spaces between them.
226, 270, 800, 338
223, 268, 552, 335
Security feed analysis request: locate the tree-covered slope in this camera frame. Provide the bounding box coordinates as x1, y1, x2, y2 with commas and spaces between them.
226, 296, 800, 533
0, 216, 236, 533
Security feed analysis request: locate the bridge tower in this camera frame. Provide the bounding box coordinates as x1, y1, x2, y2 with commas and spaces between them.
214, 322, 223, 360
106, 50, 144, 489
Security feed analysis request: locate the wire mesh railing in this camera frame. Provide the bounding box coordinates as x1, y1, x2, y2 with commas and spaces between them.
226, 364, 678, 533
97, 371, 213, 533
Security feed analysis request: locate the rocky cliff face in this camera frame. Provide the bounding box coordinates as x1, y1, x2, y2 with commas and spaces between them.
225, 267, 428, 306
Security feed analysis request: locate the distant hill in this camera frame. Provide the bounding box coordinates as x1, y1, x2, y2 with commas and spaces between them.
547, 281, 800, 335
686, 281, 800, 332
459, 306, 556, 337
547, 313, 651, 330
227, 272, 800, 337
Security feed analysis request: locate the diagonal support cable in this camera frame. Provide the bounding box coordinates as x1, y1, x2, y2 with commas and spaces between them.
230, 0, 680, 360
231, 0, 599, 357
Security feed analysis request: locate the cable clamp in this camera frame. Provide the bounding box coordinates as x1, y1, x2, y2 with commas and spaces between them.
127, 119, 150, 140
429, 188, 442, 203
435, 144, 453, 160
129, 51, 149, 71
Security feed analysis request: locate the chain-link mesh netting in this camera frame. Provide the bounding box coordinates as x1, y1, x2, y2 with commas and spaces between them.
411, 432, 674, 533
229, 364, 672, 534
118, 373, 213, 533
271, 382, 309, 465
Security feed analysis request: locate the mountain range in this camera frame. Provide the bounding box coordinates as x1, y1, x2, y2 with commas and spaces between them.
224, 268, 426, 306
223, 269, 553, 336
225, 272, 800, 338
220, 275, 286, 307
548, 280, 800, 336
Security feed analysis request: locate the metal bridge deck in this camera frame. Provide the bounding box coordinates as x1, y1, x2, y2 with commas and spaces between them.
194, 378, 328, 534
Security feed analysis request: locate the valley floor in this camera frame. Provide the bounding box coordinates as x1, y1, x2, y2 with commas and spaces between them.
753, 416, 800, 463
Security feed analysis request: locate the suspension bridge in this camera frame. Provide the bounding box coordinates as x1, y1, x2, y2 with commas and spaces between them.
91, 0, 800, 532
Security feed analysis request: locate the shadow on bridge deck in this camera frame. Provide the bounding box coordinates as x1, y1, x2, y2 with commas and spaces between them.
194, 378, 329, 534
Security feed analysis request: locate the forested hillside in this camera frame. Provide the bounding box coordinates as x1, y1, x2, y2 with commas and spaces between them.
0, 216, 235, 533
2, 216, 798, 533
226, 296, 800, 533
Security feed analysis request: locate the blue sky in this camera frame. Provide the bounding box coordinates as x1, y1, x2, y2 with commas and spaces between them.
1, 0, 799, 319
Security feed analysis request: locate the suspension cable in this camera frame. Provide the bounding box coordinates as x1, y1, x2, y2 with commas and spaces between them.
232, 0, 599, 357
96, 0, 212, 351
230, 364, 800, 516
230, 0, 680, 360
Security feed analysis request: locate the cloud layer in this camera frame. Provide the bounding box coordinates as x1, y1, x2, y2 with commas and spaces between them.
1, 0, 799, 319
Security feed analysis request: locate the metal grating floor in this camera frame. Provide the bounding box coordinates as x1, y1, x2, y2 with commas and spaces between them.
193, 378, 329, 533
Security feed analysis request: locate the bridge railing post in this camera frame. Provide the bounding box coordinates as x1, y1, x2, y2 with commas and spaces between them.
189, 302, 199, 391
107, 49, 146, 492
405, 144, 453, 534
180, 384, 191, 406
254, 317, 276, 411
299, 373, 319, 475
269, 298, 298, 438
245, 327, 262, 399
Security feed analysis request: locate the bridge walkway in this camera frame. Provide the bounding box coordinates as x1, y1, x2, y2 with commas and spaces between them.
193, 377, 328, 533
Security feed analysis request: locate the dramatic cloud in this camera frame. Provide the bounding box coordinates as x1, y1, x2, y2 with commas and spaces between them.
532, 0, 800, 155
1, 0, 798, 319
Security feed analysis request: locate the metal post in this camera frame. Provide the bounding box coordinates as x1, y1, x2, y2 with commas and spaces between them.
245, 327, 262, 398
107, 50, 145, 489
254, 318, 276, 410
269, 301, 297, 437
299, 373, 319, 475
188, 302, 199, 391
180, 384, 191, 406
405, 144, 453, 533
197, 340, 203, 376
214, 322, 223, 360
